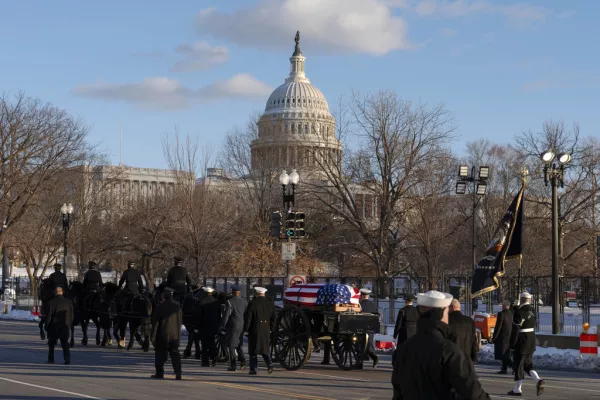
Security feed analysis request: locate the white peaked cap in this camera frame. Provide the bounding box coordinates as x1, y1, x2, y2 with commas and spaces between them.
417, 290, 453, 308
203, 287, 215, 293
360, 288, 372, 295
254, 286, 267, 294
520, 291, 532, 299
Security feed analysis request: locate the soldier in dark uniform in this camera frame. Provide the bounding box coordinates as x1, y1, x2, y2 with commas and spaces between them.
150, 287, 183, 380
448, 298, 479, 363
244, 287, 275, 375
118, 261, 145, 295
48, 263, 69, 291
492, 300, 513, 374
507, 291, 545, 397
166, 256, 193, 304
359, 288, 380, 369
219, 285, 248, 371
195, 287, 220, 367
83, 261, 103, 293
393, 294, 419, 345
44, 287, 74, 365
392, 290, 491, 400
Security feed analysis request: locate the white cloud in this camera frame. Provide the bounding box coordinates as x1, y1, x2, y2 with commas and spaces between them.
195, 0, 411, 55
172, 41, 229, 72
72, 74, 272, 111
414, 0, 554, 22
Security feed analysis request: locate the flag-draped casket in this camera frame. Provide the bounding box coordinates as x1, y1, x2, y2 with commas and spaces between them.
284, 283, 360, 307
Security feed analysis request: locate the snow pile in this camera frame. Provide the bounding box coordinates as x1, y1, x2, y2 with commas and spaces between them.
0, 309, 40, 322
478, 344, 600, 372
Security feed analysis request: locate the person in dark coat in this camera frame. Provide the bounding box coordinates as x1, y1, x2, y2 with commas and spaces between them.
244, 286, 275, 375
219, 285, 248, 371
83, 261, 103, 293
392, 290, 490, 400
448, 298, 479, 363
393, 294, 419, 345
118, 261, 144, 295
150, 287, 183, 380
166, 256, 193, 304
195, 287, 221, 367
492, 300, 513, 374
48, 263, 69, 291
44, 287, 74, 365
359, 288, 380, 368
507, 292, 544, 397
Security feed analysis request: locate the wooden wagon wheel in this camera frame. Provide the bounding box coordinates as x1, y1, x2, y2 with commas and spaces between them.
330, 333, 367, 371
214, 335, 228, 362
272, 305, 312, 370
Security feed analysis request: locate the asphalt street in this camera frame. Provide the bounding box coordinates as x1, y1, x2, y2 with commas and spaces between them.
1, 320, 600, 399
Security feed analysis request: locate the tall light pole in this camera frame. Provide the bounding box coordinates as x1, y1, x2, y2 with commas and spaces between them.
60, 203, 74, 268
541, 150, 571, 335
456, 165, 489, 315
280, 169, 300, 286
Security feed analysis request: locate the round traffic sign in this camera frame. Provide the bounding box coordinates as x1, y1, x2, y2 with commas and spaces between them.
289, 275, 306, 286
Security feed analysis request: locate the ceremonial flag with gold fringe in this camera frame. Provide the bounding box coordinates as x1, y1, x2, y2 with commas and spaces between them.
471, 182, 525, 297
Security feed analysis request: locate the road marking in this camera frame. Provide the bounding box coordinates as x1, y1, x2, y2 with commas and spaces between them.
198, 380, 335, 400
480, 378, 600, 393
295, 371, 371, 382
0, 376, 106, 399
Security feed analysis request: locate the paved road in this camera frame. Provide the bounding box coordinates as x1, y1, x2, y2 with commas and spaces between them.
1, 320, 600, 399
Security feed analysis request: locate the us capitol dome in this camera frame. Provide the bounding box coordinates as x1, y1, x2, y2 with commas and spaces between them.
250, 32, 341, 173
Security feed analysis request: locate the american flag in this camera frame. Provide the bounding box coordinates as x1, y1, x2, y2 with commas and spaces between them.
284, 284, 359, 306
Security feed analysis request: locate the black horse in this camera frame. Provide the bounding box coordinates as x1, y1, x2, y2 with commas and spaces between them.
112, 289, 153, 351
70, 281, 107, 346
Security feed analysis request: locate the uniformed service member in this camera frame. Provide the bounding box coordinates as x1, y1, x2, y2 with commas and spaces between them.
83, 261, 103, 293
196, 286, 221, 367
219, 285, 248, 371
150, 287, 183, 380
508, 291, 545, 396
166, 256, 193, 304
392, 290, 490, 400
48, 263, 69, 291
44, 287, 74, 365
359, 288, 379, 369
492, 300, 513, 374
244, 287, 275, 375
118, 261, 145, 295
393, 294, 419, 345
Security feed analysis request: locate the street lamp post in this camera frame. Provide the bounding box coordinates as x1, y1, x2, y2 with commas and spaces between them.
280, 169, 299, 286
541, 150, 571, 335
60, 203, 74, 268
456, 165, 489, 315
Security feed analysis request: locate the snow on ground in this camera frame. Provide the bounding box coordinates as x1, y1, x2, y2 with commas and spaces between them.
0, 309, 40, 322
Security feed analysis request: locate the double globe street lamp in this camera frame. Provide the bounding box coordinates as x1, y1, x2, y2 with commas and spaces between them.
60, 203, 74, 268
540, 150, 571, 335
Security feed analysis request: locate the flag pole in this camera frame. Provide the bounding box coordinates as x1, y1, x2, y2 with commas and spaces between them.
517, 168, 527, 299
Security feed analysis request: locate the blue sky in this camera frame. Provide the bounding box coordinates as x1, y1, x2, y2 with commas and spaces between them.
0, 0, 596, 171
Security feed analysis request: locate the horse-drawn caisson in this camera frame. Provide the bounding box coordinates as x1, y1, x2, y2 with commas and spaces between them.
272, 283, 380, 371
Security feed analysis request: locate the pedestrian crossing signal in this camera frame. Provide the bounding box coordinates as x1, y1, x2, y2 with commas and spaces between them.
270, 211, 282, 238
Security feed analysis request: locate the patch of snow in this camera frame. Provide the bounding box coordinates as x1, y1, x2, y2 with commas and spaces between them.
0, 309, 40, 322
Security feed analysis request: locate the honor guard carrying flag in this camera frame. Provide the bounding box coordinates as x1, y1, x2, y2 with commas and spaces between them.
195, 286, 221, 367
507, 291, 544, 397
244, 287, 275, 375
359, 288, 380, 369
166, 256, 193, 304
219, 285, 248, 371
44, 287, 74, 365
392, 290, 490, 400
83, 261, 103, 293
393, 294, 419, 345
150, 287, 183, 380
48, 263, 69, 291
118, 261, 145, 295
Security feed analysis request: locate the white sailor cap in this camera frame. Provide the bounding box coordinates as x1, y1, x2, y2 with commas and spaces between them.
203, 287, 215, 293
359, 288, 372, 295
520, 291, 532, 299
417, 290, 453, 308
254, 286, 267, 294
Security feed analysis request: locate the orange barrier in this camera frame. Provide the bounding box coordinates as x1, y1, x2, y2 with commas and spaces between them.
375, 340, 394, 350
580, 333, 598, 356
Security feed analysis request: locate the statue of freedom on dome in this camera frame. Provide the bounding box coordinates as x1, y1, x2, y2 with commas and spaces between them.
295, 31, 300, 44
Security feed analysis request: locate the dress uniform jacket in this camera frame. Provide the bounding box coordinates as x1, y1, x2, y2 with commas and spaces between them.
44, 295, 74, 340
393, 305, 419, 344
166, 266, 192, 300
48, 271, 69, 291
195, 295, 221, 339
392, 319, 491, 400
119, 268, 144, 294
151, 300, 183, 349
448, 311, 479, 362
244, 296, 276, 355
220, 296, 247, 347
492, 309, 513, 360
511, 304, 536, 354
360, 298, 378, 314
83, 269, 103, 292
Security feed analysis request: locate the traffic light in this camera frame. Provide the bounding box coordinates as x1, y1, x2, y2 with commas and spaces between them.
285, 211, 306, 238
270, 211, 282, 238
